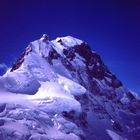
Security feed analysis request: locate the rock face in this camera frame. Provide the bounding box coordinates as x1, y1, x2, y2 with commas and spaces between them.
0, 35, 140, 140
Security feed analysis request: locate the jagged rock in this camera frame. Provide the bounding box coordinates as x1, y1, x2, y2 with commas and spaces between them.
0, 103, 6, 113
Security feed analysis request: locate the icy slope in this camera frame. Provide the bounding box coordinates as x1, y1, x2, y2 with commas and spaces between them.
0, 34, 140, 140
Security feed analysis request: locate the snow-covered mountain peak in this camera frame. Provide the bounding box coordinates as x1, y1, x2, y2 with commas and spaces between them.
25, 35, 83, 57
0, 35, 140, 140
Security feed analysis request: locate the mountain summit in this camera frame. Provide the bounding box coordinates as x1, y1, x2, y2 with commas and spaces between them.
0, 35, 140, 140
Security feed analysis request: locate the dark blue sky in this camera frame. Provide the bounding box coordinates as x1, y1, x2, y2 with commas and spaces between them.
0, 0, 140, 94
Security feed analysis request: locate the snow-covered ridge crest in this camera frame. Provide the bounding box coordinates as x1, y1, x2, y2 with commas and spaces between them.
55, 36, 83, 47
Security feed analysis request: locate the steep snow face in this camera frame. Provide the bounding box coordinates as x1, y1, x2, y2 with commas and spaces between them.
0, 35, 140, 140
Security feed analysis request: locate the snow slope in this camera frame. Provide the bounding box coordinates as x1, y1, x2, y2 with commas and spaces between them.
0, 35, 140, 140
